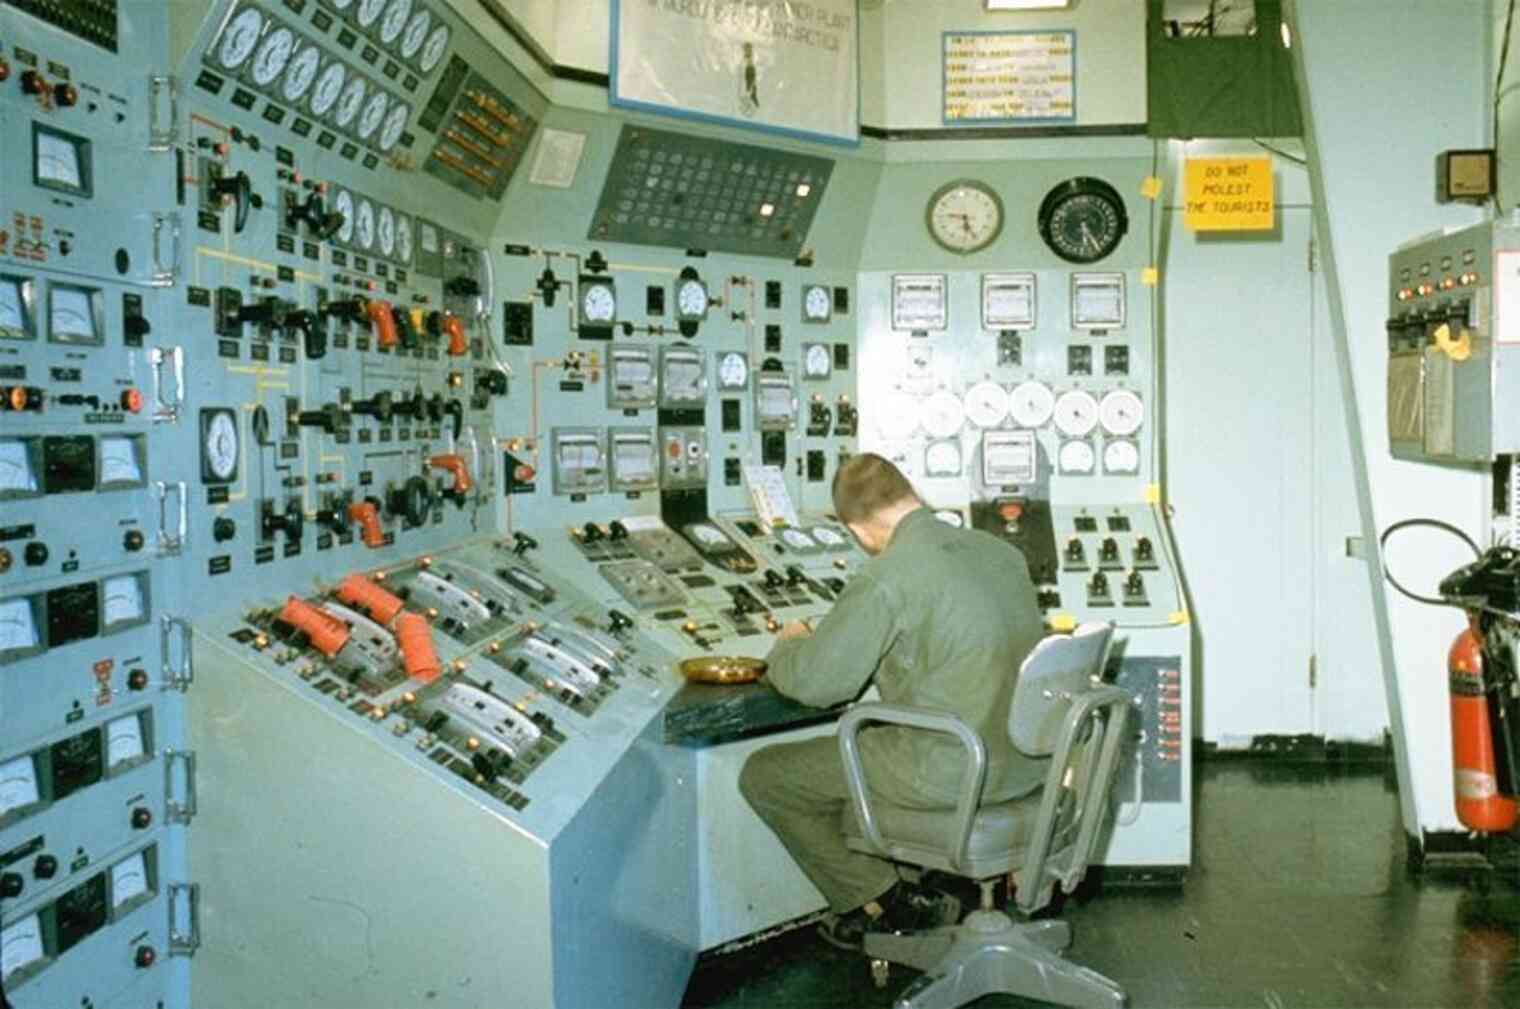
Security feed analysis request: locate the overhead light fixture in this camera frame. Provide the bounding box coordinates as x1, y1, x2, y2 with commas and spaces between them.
985, 0, 1072, 9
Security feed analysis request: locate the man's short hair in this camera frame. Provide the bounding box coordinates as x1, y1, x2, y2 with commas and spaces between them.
832, 453, 920, 525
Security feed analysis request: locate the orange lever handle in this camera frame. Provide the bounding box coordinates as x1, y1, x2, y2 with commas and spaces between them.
394, 611, 441, 683
278, 596, 351, 658
347, 501, 385, 548
336, 573, 404, 625
443, 314, 467, 356
367, 299, 397, 349
429, 453, 472, 495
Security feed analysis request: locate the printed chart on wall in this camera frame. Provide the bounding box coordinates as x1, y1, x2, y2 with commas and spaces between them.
943, 30, 1075, 124
610, 0, 859, 144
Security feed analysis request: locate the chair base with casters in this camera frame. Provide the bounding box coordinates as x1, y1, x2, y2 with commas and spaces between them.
838, 622, 1132, 1009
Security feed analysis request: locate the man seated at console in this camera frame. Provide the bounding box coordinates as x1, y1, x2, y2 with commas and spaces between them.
739, 452, 1048, 950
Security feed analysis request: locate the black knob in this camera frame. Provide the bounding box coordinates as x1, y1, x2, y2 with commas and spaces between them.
1100, 537, 1120, 562
23, 541, 47, 567
608, 520, 628, 542
293, 402, 345, 433
135, 945, 157, 969
0, 872, 21, 898
127, 668, 149, 690
262, 499, 304, 542
235, 296, 286, 329
513, 532, 538, 556
763, 569, 785, 590
1125, 571, 1145, 595
213, 516, 236, 542
1065, 539, 1085, 561
282, 309, 325, 360
442, 399, 463, 440
130, 807, 152, 830
449, 275, 484, 298
477, 370, 508, 396
1088, 572, 1109, 595
1136, 537, 1155, 562
287, 192, 344, 240
581, 522, 604, 544
321, 296, 368, 324
424, 393, 445, 423
388, 476, 434, 528
349, 391, 393, 423
123, 529, 145, 552
785, 565, 807, 588
391, 393, 424, 421
317, 500, 351, 534
607, 609, 633, 634
211, 170, 257, 234
125, 314, 152, 339
32, 854, 57, 880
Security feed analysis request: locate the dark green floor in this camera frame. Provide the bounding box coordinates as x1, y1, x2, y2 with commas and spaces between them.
682, 761, 1520, 1009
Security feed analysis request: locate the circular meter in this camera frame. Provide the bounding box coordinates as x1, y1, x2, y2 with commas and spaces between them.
380, 0, 412, 45
581, 282, 616, 324
1098, 389, 1144, 437
379, 102, 410, 152
282, 46, 321, 104
921, 390, 966, 439
309, 61, 347, 118
332, 189, 355, 244
334, 76, 367, 130
717, 351, 749, 390
1059, 440, 1096, 475
803, 285, 832, 322
1103, 439, 1141, 475
354, 199, 375, 250
395, 215, 413, 262
216, 8, 264, 71
420, 25, 451, 73
357, 91, 389, 141
877, 391, 922, 440
250, 26, 295, 89
964, 381, 1009, 428
1053, 389, 1099, 438
401, 9, 431, 59
924, 440, 963, 477
803, 343, 832, 379
1009, 380, 1055, 429
377, 207, 396, 257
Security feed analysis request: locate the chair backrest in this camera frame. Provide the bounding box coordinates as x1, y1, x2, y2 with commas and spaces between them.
1008, 622, 1114, 753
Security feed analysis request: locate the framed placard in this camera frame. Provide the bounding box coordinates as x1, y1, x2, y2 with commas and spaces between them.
943, 30, 1076, 124
610, 0, 859, 145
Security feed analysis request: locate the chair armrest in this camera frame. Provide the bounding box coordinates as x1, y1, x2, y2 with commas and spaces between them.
837, 703, 988, 874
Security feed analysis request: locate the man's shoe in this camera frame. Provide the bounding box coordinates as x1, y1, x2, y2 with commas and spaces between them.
817, 908, 870, 951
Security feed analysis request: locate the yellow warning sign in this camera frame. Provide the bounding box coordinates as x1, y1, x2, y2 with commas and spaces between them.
1183, 157, 1274, 231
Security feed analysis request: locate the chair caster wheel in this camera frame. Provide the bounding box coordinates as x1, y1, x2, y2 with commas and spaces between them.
870, 958, 890, 988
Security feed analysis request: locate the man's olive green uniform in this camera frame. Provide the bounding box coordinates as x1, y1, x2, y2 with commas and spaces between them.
738, 508, 1047, 913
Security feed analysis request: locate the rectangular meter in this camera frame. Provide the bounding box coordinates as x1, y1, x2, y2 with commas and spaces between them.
101, 572, 150, 634
0, 439, 40, 498
0, 752, 43, 824
608, 428, 659, 492
754, 373, 797, 431
97, 435, 147, 490
0, 275, 35, 340
550, 428, 607, 496
109, 847, 155, 916
0, 595, 44, 665
982, 273, 1037, 330
892, 274, 948, 331
47, 283, 104, 345
105, 709, 152, 772
606, 346, 657, 410
658, 346, 706, 408
983, 430, 1038, 486
1071, 273, 1126, 331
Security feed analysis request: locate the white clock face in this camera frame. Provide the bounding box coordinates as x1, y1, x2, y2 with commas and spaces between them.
1059, 440, 1096, 474
928, 180, 1003, 254
1099, 389, 1145, 437
380, 0, 412, 45
1009, 381, 1055, 428
803, 285, 831, 321
401, 8, 431, 59
250, 26, 294, 87
804, 343, 831, 378
581, 284, 615, 323
377, 206, 395, 257
204, 410, 239, 481
1053, 389, 1099, 438
676, 279, 708, 317
282, 46, 321, 103
1104, 439, 1140, 474
357, 91, 389, 140
718, 351, 748, 389
420, 24, 451, 72
964, 381, 1010, 429
357, 0, 387, 28
925, 440, 962, 477
354, 199, 375, 249
334, 76, 367, 128
332, 189, 354, 243
921, 390, 966, 439
216, 8, 264, 70
379, 101, 409, 151
395, 215, 413, 262
309, 61, 346, 117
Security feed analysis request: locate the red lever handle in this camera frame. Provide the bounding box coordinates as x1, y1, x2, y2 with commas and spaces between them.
367, 299, 397, 349
443, 313, 468, 356
429, 453, 473, 495
347, 501, 385, 548
278, 596, 351, 658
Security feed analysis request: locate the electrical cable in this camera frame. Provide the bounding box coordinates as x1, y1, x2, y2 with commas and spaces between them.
1497, 0, 1517, 213
1378, 517, 1482, 607
1251, 138, 1307, 166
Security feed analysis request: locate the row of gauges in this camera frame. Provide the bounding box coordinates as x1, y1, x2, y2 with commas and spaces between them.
1, 435, 148, 495
320, 0, 452, 69
0, 573, 151, 662
580, 274, 840, 335
328, 186, 416, 264
925, 176, 1129, 264
876, 384, 1143, 440
891, 272, 1126, 333
0, 714, 156, 825
917, 430, 1140, 482
0, 275, 104, 345
209, 4, 422, 154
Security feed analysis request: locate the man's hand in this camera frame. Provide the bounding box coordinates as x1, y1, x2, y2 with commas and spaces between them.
777, 620, 813, 641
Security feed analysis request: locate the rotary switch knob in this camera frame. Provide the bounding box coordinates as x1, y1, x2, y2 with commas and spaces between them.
286, 192, 343, 240
387, 476, 434, 528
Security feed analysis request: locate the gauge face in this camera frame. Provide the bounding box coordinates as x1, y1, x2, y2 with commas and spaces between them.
354, 199, 375, 249
803, 343, 831, 378
1, 913, 44, 981
964, 381, 1010, 429
50, 287, 96, 343
0, 441, 36, 494
203, 410, 239, 483
102, 574, 144, 628
0, 279, 27, 339
0, 754, 38, 816
676, 278, 708, 317
376, 206, 395, 257
99, 437, 141, 485
380, 0, 412, 44
877, 391, 922, 440
357, 0, 387, 27
401, 7, 431, 58
250, 26, 294, 87
0, 598, 39, 652
378, 101, 409, 151
688, 522, 727, 547
1059, 440, 1096, 474
1038, 177, 1129, 264
420, 24, 451, 72
779, 528, 815, 550
803, 284, 831, 321
36, 131, 82, 190
395, 215, 413, 262
1053, 389, 1100, 438
927, 179, 1004, 254
332, 189, 354, 243
216, 7, 264, 70
357, 90, 388, 140
282, 45, 321, 103
111, 851, 149, 909
1099, 389, 1144, 437
1104, 439, 1141, 475
107, 714, 145, 767
924, 440, 962, 477
717, 351, 748, 389
921, 390, 966, 439
309, 60, 346, 116
334, 75, 367, 128
581, 283, 615, 323
812, 526, 846, 547
1009, 381, 1055, 429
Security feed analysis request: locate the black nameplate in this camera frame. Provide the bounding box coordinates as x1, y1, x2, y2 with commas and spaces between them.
317, 131, 336, 149
280, 441, 299, 460
337, 28, 357, 49
383, 60, 400, 81
207, 486, 230, 504
255, 546, 275, 564
276, 146, 295, 167
277, 265, 295, 282
209, 556, 232, 576
331, 250, 348, 267
218, 340, 240, 359
262, 103, 286, 125
353, 255, 369, 272
231, 88, 257, 110
276, 235, 296, 255
188, 285, 211, 307
0, 525, 37, 542
375, 263, 388, 279
358, 429, 372, 443
311, 9, 332, 31
196, 70, 225, 95
362, 153, 378, 171
403, 74, 418, 93
359, 470, 373, 486
279, 347, 297, 364
283, 540, 301, 558
250, 343, 270, 362
304, 242, 320, 260
362, 45, 380, 64
395, 269, 407, 283
340, 142, 358, 161
378, 429, 392, 443
559, 381, 584, 392
317, 533, 333, 550
291, 117, 313, 138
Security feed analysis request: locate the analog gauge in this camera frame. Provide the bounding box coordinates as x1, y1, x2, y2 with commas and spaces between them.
1059, 440, 1097, 475
921, 390, 966, 439
102, 574, 144, 629
1104, 439, 1141, 475
354, 199, 375, 249
99, 436, 141, 485
926, 179, 1004, 255
802, 284, 831, 322
419, 24, 451, 72
581, 283, 615, 324
688, 523, 727, 548
334, 75, 367, 129
357, 0, 387, 28
281, 45, 321, 104
106, 713, 145, 768
1009, 381, 1055, 428
357, 90, 389, 140
377, 206, 395, 257
378, 101, 409, 152
933, 509, 965, 528
676, 277, 709, 317
1099, 389, 1145, 437
400, 7, 431, 59
395, 215, 413, 262
0, 755, 39, 815
1053, 389, 1100, 438
1037, 177, 1129, 265
0, 279, 27, 339
964, 381, 1010, 429
0, 598, 39, 653
877, 391, 922, 440
111, 851, 149, 909
803, 343, 832, 379
330, 0, 354, 7
779, 528, 816, 551
0, 914, 44, 981
332, 189, 354, 244
309, 60, 346, 117
202, 409, 239, 483
49, 287, 96, 343
0, 441, 37, 494
249, 26, 295, 88
380, 0, 412, 45
35, 131, 83, 191
215, 7, 264, 71
812, 526, 846, 547
924, 440, 963, 477
717, 351, 749, 390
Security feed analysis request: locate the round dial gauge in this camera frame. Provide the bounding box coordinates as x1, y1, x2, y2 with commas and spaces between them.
717, 351, 749, 389
357, 0, 387, 28
964, 381, 1010, 429
1037, 177, 1129, 265
203, 411, 239, 481
395, 215, 413, 262
330, 0, 354, 7
380, 0, 412, 45
1104, 439, 1141, 475
925, 440, 963, 477
400, 8, 431, 59
688, 523, 727, 547
332, 189, 354, 243
921, 390, 967, 439
216, 8, 264, 70
1009, 380, 1055, 428
1099, 389, 1144, 437
334, 76, 367, 128
803, 285, 831, 320
354, 199, 375, 249
1059, 440, 1097, 474
357, 91, 388, 140
309, 61, 346, 117
676, 278, 708, 316
934, 509, 965, 528
926, 179, 1004, 255
1053, 390, 1100, 437
281, 45, 321, 103
581, 283, 615, 323
812, 526, 846, 547
804, 343, 831, 378
378, 101, 409, 151
420, 24, 451, 72
250, 26, 294, 88
877, 391, 922, 440
377, 206, 395, 257
779, 528, 816, 550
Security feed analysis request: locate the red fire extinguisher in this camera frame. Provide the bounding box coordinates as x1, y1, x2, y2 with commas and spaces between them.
1449, 619, 1519, 832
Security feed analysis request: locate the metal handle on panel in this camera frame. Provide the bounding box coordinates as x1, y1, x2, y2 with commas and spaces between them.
150, 211, 181, 287
149, 346, 184, 423
155, 481, 187, 555
148, 75, 179, 151
167, 882, 201, 956
160, 614, 193, 691
165, 748, 198, 824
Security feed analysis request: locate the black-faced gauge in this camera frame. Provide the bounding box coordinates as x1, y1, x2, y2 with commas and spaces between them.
98, 436, 142, 486
924, 439, 963, 478
0, 277, 30, 340
357, 0, 387, 28
357, 90, 389, 141
354, 198, 375, 249
281, 44, 321, 104
380, 0, 412, 45
377, 206, 395, 258
0, 441, 37, 495
0, 754, 40, 815
964, 381, 1010, 429
48, 285, 98, 344
395, 214, 413, 263
1103, 439, 1140, 475
1038, 177, 1128, 264
200, 408, 240, 485
378, 101, 410, 152
309, 60, 346, 118
101, 574, 144, 630
334, 75, 367, 129
1053, 389, 1099, 438
249, 25, 295, 89
1009, 380, 1054, 428
921, 389, 966, 440
802, 342, 831, 380
106, 713, 146, 769
716, 351, 748, 390
332, 188, 354, 243
926, 179, 1004, 255
1098, 389, 1144, 437
110, 851, 149, 911
400, 7, 431, 60
215, 7, 264, 71
802, 283, 831, 322
674, 267, 708, 338
580, 279, 616, 325
420, 24, 451, 73
1059, 440, 1096, 475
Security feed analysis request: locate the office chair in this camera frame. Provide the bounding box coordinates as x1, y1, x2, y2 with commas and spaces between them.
837, 622, 1131, 1009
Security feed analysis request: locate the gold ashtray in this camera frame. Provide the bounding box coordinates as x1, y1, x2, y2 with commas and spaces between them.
679, 655, 767, 685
